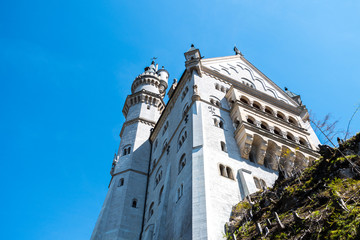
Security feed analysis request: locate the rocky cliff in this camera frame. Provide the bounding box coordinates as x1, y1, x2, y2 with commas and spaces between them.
225, 133, 360, 240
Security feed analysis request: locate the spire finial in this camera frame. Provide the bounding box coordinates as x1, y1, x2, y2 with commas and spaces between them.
191, 44, 194, 47
150, 57, 157, 64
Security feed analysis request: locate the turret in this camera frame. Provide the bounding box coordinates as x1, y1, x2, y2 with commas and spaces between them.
157, 66, 169, 97
131, 61, 169, 98
184, 44, 202, 77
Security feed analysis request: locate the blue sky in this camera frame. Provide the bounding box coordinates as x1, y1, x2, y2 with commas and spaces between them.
1, 1, 359, 239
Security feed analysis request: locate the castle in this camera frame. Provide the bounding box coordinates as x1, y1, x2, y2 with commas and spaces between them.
91, 45, 320, 240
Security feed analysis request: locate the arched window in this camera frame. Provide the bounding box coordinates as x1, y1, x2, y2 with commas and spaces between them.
288, 116, 297, 126
132, 199, 137, 208
178, 128, 187, 150
123, 145, 131, 156
240, 96, 249, 105
220, 141, 227, 152
148, 202, 154, 218
155, 167, 162, 186
265, 106, 274, 115
247, 117, 255, 125
276, 112, 285, 120
152, 159, 156, 171
210, 96, 221, 108
274, 127, 282, 136
154, 139, 158, 150
162, 140, 168, 152
220, 86, 225, 92
215, 83, 220, 90
159, 186, 164, 204
260, 179, 267, 189
183, 103, 190, 118
226, 167, 234, 180
252, 102, 261, 111
299, 137, 307, 146
181, 87, 189, 101
219, 164, 226, 177
253, 177, 261, 189
177, 184, 184, 201
260, 122, 269, 130
287, 133, 295, 141
178, 154, 186, 174
162, 121, 169, 135
213, 116, 225, 129
118, 178, 124, 187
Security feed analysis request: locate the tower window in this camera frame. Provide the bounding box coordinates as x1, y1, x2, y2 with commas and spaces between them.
221, 141, 227, 152
162, 121, 169, 135
118, 178, 124, 187
159, 186, 164, 205
148, 202, 154, 219
178, 129, 187, 150
181, 87, 189, 101
177, 184, 183, 201
123, 145, 131, 156
178, 154, 186, 174
155, 167, 163, 186
132, 199, 137, 208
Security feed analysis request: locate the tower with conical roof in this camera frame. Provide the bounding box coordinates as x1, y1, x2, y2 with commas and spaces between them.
91, 61, 169, 240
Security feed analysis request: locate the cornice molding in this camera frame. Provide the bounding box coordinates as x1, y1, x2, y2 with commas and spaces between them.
122, 90, 165, 118
120, 117, 156, 138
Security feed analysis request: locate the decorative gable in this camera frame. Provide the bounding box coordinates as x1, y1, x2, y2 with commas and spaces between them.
201, 56, 297, 106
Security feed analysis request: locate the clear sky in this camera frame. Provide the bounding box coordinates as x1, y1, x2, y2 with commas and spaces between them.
1, 1, 359, 239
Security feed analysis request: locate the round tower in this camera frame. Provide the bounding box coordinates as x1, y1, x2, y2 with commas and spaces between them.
91, 61, 168, 240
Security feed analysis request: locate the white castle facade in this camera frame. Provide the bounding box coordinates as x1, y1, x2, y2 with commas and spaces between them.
91, 46, 320, 240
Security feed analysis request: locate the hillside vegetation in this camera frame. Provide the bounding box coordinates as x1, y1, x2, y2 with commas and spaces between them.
225, 133, 360, 240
